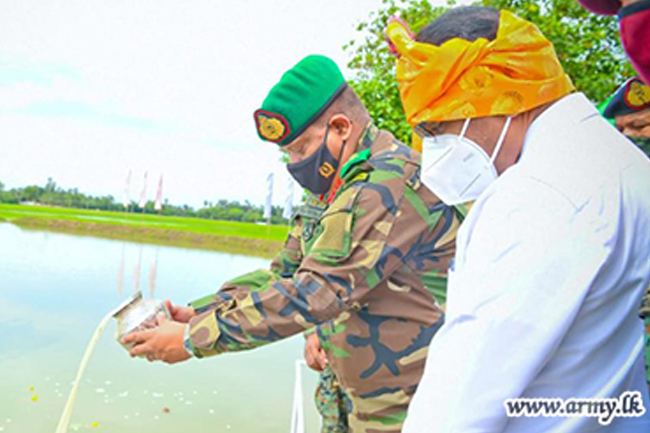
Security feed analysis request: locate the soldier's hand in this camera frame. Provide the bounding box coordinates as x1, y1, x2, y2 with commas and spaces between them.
122, 313, 192, 364
165, 300, 196, 323
304, 332, 328, 372
615, 110, 650, 138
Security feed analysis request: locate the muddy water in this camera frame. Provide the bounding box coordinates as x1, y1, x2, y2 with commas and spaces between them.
0, 223, 318, 432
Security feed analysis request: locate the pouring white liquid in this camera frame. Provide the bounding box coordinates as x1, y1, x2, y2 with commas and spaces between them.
54, 311, 113, 433
54, 291, 168, 432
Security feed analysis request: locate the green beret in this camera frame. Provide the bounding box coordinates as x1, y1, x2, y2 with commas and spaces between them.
254, 55, 347, 146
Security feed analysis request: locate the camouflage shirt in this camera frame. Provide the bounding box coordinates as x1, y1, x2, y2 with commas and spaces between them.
186, 124, 463, 432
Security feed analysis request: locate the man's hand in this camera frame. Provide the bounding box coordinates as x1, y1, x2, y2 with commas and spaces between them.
165, 300, 196, 323
122, 313, 192, 364
615, 110, 650, 138
621, 0, 647, 7
304, 332, 328, 372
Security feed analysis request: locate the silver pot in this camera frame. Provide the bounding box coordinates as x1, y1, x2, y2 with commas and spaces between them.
112, 291, 170, 351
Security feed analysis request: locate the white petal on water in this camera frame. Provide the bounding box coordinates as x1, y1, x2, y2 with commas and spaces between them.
154, 415, 160, 420
212, 390, 218, 395
209, 409, 215, 414
95, 388, 106, 394
193, 390, 197, 395
118, 391, 129, 397
226, 425, 231, 430
105, 380, 112, 385
152, 392, 164, 398
185, 400, 193, 405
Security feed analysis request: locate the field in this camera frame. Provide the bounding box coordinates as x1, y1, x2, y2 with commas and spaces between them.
0, 204, 288, 258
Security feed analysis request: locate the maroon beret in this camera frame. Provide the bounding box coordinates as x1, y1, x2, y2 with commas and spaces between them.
578, 0, 621, 15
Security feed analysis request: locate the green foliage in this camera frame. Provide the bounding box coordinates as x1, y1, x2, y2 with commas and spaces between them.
345, 0, 449, 144
345, 0, 634, 144
481, 0, 634, 100
0, 203, 290, 244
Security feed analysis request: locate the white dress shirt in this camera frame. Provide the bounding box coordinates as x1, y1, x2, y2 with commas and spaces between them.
404, 93, 650, 432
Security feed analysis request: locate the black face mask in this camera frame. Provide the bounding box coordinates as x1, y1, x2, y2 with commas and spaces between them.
287, 126, 346, 195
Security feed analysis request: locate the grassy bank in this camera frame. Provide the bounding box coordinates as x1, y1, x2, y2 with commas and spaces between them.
0, 204, 288, 258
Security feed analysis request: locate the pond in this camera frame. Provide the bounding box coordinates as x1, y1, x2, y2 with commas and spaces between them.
0, 223, 319, 432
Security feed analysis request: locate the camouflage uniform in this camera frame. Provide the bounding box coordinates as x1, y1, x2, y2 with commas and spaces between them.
271, 194, 351, 432
187, 124, 463, 432
315, 365, 352, 432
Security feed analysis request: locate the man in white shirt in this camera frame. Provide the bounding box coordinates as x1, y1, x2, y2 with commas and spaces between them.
386, 6, 650, 432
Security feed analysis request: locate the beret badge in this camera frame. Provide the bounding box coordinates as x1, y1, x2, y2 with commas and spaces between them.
255, 110, 290, 143
624, 79, 650, 110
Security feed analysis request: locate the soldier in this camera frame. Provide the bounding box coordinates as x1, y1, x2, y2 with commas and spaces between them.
275, 193, 353, 432
123, 54, 462, 432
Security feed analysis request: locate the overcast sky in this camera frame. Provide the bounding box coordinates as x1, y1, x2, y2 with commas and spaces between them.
0, 0, 439, 208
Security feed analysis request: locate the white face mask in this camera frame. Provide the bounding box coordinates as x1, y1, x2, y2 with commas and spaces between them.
421, 117, 512, 206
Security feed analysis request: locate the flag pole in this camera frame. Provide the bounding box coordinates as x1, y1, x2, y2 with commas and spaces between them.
264, 172, 274, 238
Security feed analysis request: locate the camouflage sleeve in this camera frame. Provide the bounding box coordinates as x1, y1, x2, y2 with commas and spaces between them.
187, 222, 303, 314
269, 222, 303, 278
186, 176, 450, 358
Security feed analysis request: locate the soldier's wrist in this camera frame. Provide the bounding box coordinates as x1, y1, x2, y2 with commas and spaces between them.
183, 324, 196, 358
185, 310, 225, 358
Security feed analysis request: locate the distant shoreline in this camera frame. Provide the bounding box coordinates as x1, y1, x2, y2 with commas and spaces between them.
0, 204, 287, 258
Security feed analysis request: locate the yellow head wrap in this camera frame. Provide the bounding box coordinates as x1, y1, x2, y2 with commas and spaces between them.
385, 10, 575, 125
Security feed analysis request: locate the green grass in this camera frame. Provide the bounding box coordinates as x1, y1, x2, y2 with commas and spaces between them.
0, 204, 289, 240
0, 204, 289, 257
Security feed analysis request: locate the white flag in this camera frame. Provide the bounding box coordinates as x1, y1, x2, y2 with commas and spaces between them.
138, 171, 148, 209
263, 172, 274, 220
154, 175, 164, 211
283, 176, 294, 220
122, 170, 132, 208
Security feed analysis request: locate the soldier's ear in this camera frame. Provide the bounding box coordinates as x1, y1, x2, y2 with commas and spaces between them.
329, 114, 353, 143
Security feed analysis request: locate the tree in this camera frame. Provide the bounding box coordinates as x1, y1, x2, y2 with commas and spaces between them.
45, 177, 57, 193
345, 0, 635, 145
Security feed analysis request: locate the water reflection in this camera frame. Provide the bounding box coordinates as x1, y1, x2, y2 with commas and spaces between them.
0, 223, 318, 432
